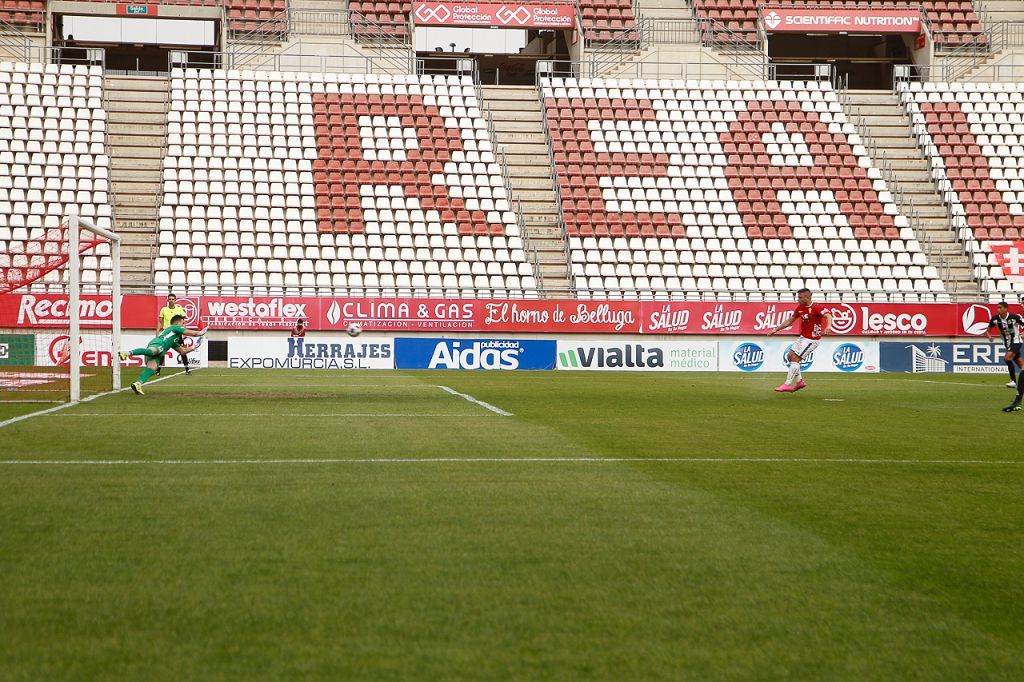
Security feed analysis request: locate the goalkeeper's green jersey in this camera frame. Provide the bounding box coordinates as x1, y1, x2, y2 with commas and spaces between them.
148, 325, 186, 352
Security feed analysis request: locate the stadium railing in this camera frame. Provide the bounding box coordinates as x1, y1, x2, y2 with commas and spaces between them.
837, 82, 957, 292
172, 46, 426, 76
536, 57, 829, 83
226, 8, 290, 43
226, 7, 414, 73
0, 33, 105, 70
0, 9, 43, 37
942, 21, 1024, 82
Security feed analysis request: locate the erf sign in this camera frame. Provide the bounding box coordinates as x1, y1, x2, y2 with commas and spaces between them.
761, 6, 921, 33
413, 2, 575, 28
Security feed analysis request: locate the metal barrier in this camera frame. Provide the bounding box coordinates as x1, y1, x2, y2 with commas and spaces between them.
226, 12, 289, 43
941, 21, 1024, 81
537, 58, 830, 83
0, 10, 44, 38
289, 9, 352, 36
173, 47, 421, 77
838, 81, 961, 291
647, 19, 701, 45
226, 7, 414, 75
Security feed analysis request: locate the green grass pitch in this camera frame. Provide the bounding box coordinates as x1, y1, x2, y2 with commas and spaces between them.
1, 369, 1023, 680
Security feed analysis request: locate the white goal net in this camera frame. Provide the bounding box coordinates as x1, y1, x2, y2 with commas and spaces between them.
0, 211, 120, 402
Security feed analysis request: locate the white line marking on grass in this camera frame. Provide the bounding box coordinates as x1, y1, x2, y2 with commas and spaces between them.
48, 413, 492, 418
188, 384, 437, 388
437, 385, 513, 416
904, 380, 1003, 388
1, 457, 1020, 466
194, 373, 419, 379
0, 371, 190, 430
823, 399, 845, 402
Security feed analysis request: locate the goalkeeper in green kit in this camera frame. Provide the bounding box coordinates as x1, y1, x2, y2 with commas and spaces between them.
119, 314, 206, 395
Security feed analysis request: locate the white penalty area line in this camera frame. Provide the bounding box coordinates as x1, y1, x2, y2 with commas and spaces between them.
0, 370, 193, 430
194, 373, 418, 379
187, 383, 437, 388
49, 413, 494, 418
0, 457, 1020, 466
437, 385, 513, 416
903, 379, 1011, 388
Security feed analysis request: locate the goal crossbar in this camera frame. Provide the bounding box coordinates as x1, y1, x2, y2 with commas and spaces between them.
68, 210, 121, 402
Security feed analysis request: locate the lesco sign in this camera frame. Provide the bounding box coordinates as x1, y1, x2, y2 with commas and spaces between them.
412, 1, 575, 28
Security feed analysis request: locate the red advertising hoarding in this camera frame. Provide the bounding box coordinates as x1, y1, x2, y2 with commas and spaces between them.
760, 6, 921, 33
0, 294, 1000, 337
412, 1, 575, 28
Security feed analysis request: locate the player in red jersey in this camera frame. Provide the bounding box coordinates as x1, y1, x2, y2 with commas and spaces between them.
767, 288, 832, 393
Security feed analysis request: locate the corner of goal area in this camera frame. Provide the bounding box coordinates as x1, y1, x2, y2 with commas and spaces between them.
0, 369, 195, 430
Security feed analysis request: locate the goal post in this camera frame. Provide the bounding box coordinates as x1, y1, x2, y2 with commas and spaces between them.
0, 209, 121, 403
68, 210, 121, 402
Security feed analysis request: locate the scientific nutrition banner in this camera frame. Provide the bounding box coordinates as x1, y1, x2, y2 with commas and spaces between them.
0, 294, 1003, 337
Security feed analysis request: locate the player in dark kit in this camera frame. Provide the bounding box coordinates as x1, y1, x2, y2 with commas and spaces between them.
119, 314, 205, 396
987, 301, 1024, 388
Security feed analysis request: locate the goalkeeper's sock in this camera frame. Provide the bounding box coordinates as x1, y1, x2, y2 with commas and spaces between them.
129, 347, 155, 359
1008, 360, 1017, 382
137, 368, 156, 385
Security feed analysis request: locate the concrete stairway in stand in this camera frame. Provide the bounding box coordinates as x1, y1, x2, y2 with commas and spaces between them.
480, 85, 571, 297
104, 75, 167, 292
841, 89, 978, 296
633, 0, 693, 19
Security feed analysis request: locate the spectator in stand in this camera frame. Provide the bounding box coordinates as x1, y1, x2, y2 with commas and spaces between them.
291, 319, 307, 338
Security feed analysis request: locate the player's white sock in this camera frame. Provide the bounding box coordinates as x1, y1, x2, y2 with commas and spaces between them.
786, 361, 801, 386
792, 362, 803, 384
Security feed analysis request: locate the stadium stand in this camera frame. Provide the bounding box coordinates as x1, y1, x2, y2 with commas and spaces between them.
0, 61, 112, 293
690, 0, 986, 48
0, 1, 45, 33
899, 81, 1024, 295
0, 0, 289, 37
155, 69, 538, 297
542, 77, 947, 300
